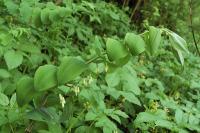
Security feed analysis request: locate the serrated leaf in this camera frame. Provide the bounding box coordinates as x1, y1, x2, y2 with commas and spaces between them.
0, 92, 9, 106
4, 50, 23, 70
34, 65, 57, 91
16, 76, 36, 107
125, 33, 145, 56
57, 57, 87, 85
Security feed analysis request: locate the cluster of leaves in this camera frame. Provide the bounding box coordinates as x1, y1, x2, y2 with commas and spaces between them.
0, 0, 199, 133
138, 0, 200, 53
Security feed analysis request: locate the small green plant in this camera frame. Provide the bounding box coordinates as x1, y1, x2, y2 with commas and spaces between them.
0, 0, 199, 133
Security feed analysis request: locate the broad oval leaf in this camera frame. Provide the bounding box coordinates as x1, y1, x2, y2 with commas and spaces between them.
106, 38, 128, 62
49, 9, 60, 22
19, 1, 33, 23
175, 109, 183, 125
34, 65, 57, 91
16, 76, 36, 107
120, 92, 141, 106
4, 50, 23, 70
32, 7, 42, 27
14, 43, 41, 54
0, 69, 11, 79
169, 32, 189, 53
146, 26, 162, 55
125, 33, 145, 56
57, 57, 87, 85
0, 93, 9, 106
41, 8, 51, 25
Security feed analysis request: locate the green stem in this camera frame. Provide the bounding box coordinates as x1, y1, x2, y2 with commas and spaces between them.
86, 52, 106, 64
66, 108, 86, 133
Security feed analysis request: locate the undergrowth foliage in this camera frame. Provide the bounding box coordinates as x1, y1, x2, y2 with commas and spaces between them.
0, 0, 200, 133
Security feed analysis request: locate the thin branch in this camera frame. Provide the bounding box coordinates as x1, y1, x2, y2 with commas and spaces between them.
130, 0, 142, 20
189, 0, 200, 56
122, 0, 127, 8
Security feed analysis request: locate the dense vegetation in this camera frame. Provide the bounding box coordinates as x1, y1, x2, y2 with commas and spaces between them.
0, 0, 200, 132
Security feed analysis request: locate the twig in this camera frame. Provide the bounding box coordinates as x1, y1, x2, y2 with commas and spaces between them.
123, 0, 130, 8
9, 124, 15, 133
189, 0, 200, 56
130, 0, 142, 20
25, 121, 34, 133
86, 52, 106, 64
122, 0, 127, 8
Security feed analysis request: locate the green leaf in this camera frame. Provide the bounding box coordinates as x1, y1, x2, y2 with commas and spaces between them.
146, 26, 162, 55
105, 70, 120, 87
4, 50, 23, 70
169, 32, 189, 53
176, 49, 184, 65
120, 92, 141, 106
49, 9, 60, 22
0, 92, 9, 106
19, 2, 33, 23
109, 114, 121, 123
95, 116, 117, 132
14, 43, 41, 54
0, 115, 8, 126
169, 33, 189, 65
155, 120, 175, 130
10, 93, 16, 107
114, 110, 129, 118
34, 65, 57, 91
106, 38, 128, 62
85, 111, 97, 121
58, 7, 71, 18
57, 57, 87, 85
41, 8, 51, 25
16, 76, 36, 107
48, 123, 62, 133
75, 126, 99, 133
32, 7, 42, 27
175, 109, 183, 125
125, 33, 145, 56
134, 110, 167, 125
120, 68, 141, 95
4, 0, 19, 14
0, 69, 11, 79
